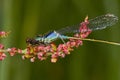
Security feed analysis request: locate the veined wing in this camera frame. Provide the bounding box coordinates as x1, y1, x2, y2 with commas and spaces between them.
57, 14, 118, 34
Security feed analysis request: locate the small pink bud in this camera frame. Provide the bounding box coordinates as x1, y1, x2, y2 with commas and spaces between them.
30, 57, 35, 62
37, 46, 45, 51
37, 52, 44, 60
17, 49, 22, 54
0, 44, 4, 49
22, 55, 25, 60
0, 31, 10, 37
51, 58, 57, 63
60, 53, 65, 58
7, 48, 17, 56
0, 53, 6, 61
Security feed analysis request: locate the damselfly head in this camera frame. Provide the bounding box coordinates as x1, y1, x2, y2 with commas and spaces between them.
26, 38, 40, 45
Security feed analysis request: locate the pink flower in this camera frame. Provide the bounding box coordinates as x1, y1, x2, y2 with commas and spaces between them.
51, 52, 59, 58
79, 17, 91, 38
0, 44, 4, 49
75, 40, 83, 47
60, 53, 65, 58
61, 45, 70, 54
7, 48, 17, 56
17, 49, 22, 54
57, 44, 63, 51
30, 57, 36, 62
0, 52, 6, 61
0, 31, 10, 37
37, 52, 46, 60
57, 44, 69, 54
37, 45, 45, 51
22, 55, 25, 60
51, 57, 57, 63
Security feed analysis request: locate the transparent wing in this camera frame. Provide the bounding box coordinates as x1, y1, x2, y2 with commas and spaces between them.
57, 14, 118, 34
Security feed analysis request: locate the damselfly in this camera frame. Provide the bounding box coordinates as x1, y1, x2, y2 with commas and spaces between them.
26, 14, 118, 45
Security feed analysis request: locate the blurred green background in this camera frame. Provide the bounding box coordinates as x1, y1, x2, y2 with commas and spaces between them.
0, 0, 120, 80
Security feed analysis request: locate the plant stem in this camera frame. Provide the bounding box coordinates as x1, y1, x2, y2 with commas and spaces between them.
67, 37, 120, 46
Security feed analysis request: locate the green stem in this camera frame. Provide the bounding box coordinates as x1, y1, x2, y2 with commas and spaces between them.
67, 37, 120, 46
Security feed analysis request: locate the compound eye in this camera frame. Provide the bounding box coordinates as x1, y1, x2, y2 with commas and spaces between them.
26, 38, 32, 44
26, 38, 37, 45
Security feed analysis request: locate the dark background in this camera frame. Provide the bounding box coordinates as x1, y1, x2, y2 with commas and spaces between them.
0, 0, 120, 80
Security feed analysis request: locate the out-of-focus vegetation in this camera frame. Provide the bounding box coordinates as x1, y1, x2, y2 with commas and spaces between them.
0, 0, 120, 80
